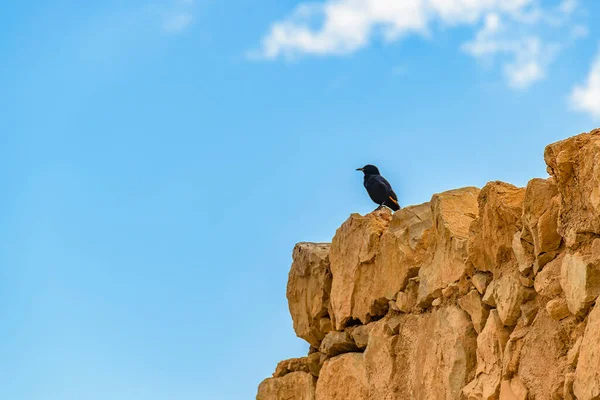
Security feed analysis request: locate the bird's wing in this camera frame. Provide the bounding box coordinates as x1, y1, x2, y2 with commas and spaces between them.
388, 189, 399, 206
378, 176, 399, 206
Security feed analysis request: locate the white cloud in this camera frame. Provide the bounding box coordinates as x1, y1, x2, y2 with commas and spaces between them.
162, 11, 193, 33
462, 16, 559, 89
256, 0, 536, 60
570, 49, 600, 118
253, 0, 585, 89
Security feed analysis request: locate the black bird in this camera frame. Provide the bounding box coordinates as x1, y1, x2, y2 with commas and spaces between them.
356, 165, 400, 211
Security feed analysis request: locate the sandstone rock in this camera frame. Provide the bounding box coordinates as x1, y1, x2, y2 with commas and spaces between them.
442, 283, 459, 298
482, 280, 497, 307
363, 320, 397, 400
432, 297, 442, 307
376, 202, 433, 290
499, 378, 528, 400
319, 331, 358, 357
560, 244, 600, 315
417, 187, 480, 306
306, 352, 327, 377
348, 323, 374, 350
257, 371, 316, 400
468, 182, 525, 275
534, 254, 563, 297
329, 209, 392, 329
495, 273, 528, 326
458, 289, 489, 333
393, 306, 477, 399
544, 129, 600, 247
315, 353, 368, 400
519, 275, 534, 288
395, 279, 418, 313
521, 178, 562, 265
463, 311, 510, 400
564, 372, 576, 400
520, 301, 538, 326
513, 231, 535, 274
385, 314, 403, 335
567, 336, 582, 367
287, 243, 332, 347
574, 300, 600, 400
513, 307, 569, 399
546, 297, 571, 320
274, 357, 310, 378
473, 272, 492, 295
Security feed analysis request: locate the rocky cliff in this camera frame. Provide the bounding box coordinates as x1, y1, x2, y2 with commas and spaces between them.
257, 129, 600, 400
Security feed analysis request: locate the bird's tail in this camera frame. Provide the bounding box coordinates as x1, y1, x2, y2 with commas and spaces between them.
385, 197, 400, 211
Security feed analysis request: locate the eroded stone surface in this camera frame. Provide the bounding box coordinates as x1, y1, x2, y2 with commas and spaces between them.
463, 311, 510, 400
468, 182, 525, 275
544, 129, 600, 248
329, 209, 392, 329
319, 331, 358, 357
315, 353, 368, 400
287, 243, 332, 347
257, 372, 316, 400
458, 289, 489, 334
574, 301, 600, 400
560, 243, 600, 315
417, 187, 480, 306
521, 178, 562, 268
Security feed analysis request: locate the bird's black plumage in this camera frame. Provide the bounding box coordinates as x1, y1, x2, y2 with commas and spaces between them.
356, 164, 400, 211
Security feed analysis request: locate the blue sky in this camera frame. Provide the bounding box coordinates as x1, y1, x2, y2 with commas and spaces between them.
2, 0, 599, 399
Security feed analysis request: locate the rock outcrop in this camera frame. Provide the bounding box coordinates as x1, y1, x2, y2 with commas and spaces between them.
258, 129, 600, 400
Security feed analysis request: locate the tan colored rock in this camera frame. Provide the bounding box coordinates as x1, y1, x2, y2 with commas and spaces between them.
521, 178, 562, 266
376, 202, 433, 289
564, 372, 576, 400
574, 301, 600, 400
458, 289, 489, 333
560, 244, 600, 315
482, 280, 497, 307
287, 243, 332, 347
499, 378, 528, 400
395, 279, 418, 313
520, 301, 538, 326
519, 275, 534, 288
468, 181, 525, 275
315, 353, 368, 400
473, 272, 492, 295
319, 331, 358, 357
495, 273, 528, 326
393, 306, 477, 399
534, 254, 563, 297
306, 352, 327, 377
363, 319, 397, 400
417, 187, 480, 306
257, 371, 316, 400
513, 231, 535, 274
513, 307, 569, 399
546, 297, 571, 320
463, 311, 510, 400
432, 297, 442, 307
348, 323, 374, 350
544, 129, 600, 247
567, 336, 582, 367
274, 357, 310, 378
385, 314, 403, 335
329, 209, 392, 329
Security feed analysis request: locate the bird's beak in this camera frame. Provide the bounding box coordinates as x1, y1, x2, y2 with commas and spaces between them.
356, 168, 364, 171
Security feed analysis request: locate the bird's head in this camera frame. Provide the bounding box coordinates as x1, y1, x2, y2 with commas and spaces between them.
356, 164, 380, 175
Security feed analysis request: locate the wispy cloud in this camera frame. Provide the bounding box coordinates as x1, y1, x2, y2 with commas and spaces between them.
154, 0, 195, 34
162, 11, 194, 33
570, 48, 600, 119
251, 0, 585, 89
